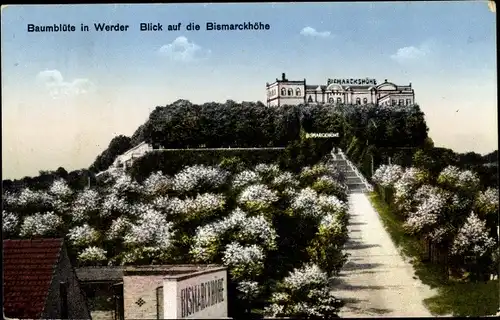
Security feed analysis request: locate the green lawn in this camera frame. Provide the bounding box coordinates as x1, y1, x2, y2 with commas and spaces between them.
368, 192, 499, 317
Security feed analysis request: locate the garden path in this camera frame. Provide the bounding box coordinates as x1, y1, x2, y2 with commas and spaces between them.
333, 192, 437, 317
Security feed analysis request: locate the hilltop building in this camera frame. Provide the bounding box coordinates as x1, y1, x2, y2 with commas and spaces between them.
112, 141, 153, 169
266, 73, 415, 107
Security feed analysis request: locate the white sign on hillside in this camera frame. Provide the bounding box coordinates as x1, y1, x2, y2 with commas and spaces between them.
305, 132, 339, 138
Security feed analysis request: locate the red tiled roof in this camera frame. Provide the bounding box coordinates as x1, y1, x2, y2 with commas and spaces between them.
3, 238, 63, 319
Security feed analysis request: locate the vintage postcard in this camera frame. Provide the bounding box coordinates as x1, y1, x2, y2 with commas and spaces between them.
2, 2, 498, 319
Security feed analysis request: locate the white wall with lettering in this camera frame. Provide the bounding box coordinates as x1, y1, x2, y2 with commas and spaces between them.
163, 268, 228, 319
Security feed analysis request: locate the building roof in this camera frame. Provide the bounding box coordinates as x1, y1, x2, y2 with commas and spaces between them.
76, 264, 225, 282
3, 238, 63, 319
305, 85, 320, 90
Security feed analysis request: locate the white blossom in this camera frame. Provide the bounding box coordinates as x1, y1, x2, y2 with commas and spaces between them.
151, 196, 171, 212
172, 165, 229, 193
112, 173, 143, 196
2, 191, 18, 207
15, 188, 53, 207
107, 216, 133, 240
190, 223, 222, 261
119, 246, 169, 265
254, 163, 280, 176
372, 164, 404, 188
319, 212, 343, 232
283, 263, 328, 289
143, 171, 172, 195
291, 187, 323, 218
475, 187, 499, 215
101, 193, 129, 218
48, 179, 73, 199
170, 193, 226, 217
393, 167, 428, 204
438, 166, 480, 192
2, 211, 19, 233
232, 170, 261, 189
19, 211, 63, 237
71, 189, 101, 222
314, 175, 348, 194
317, 194, 348, 215
68, 224, 100, 246
457, 170, 480, 191
403, 193, 446, 234
282, 187, 298, 198
190, 208, 277, 260
272, 171, 299, 187
300, 164, 330, 180
238, 184, 279, 207
240, 214, 278, 250
413, 185, 442, 204
78, 246, 107, 262
449, 193, 470, 212
265, 263, 342, 318
451, 211, 496, 257
438, 165, 461, 186
129, 203, 155, 218
264, 300, 286, 317
222, 242, 265, 278
428, 225, 453, 243
124, 207, 175, 250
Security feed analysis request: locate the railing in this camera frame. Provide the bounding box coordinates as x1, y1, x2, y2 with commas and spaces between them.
336, 148, 373, 192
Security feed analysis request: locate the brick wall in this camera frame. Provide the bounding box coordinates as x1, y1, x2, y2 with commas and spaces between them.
124, 275, 164, 319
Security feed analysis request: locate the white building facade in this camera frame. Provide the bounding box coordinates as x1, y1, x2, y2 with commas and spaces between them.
266, 73, 415, 107
113, 141, 153, 169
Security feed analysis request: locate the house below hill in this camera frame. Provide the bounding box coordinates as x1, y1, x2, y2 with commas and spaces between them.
3, 238, 91, 320
75, 264, 230, 320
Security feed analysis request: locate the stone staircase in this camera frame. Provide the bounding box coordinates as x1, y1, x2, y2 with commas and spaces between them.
329, 151, 372, 194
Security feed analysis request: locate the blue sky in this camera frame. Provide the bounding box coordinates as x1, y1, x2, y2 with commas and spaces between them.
1, 2, 497, 179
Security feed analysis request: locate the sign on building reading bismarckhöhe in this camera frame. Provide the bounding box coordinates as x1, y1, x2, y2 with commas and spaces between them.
163, 267, 228, 319
180, 278, 225, 318
327, 78, 377, 85
306, 132, 340, 138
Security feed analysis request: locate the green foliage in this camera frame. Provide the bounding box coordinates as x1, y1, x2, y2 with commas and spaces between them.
128, 149, 283, 182
136, 100, 301, 148
311, 178, 348, 203
307, 226, 349, 277
90, 135, 132, 173
219, 157, 246, 174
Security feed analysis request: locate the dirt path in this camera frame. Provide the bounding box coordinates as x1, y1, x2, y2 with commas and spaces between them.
334, 193, 437, 317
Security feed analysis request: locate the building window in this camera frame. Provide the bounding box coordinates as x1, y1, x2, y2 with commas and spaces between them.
363, 98, 368, 104
288, 88, 293, 96
406, 99, 411, 105
337, 97, 342, 104
399, 99, 404, 105
60, 282, 69, 319
392, 99, 397, 106
308, 96, 313, 103
281, 88, 286, 96
328, 97, 334, 103
356, 98, 361, 105
296, 88, 301, 96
